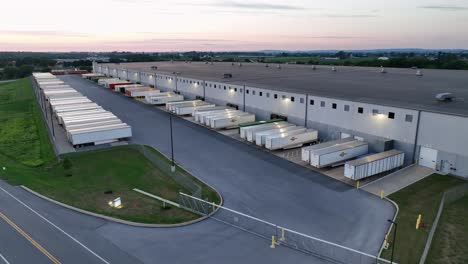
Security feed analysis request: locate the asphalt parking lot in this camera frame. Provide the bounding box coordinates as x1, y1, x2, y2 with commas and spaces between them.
60, 75, 395, 256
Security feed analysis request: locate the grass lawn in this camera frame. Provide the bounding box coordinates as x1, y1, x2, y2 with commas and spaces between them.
0, 78, 220, 224
427, 195, 468, 264
380, 174, 466, 263
0, 78, 55, 166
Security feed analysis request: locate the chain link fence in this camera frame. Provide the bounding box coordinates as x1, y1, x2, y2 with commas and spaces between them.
179, 192, 394, 264
130, 145, 202, 198
419, 182, 468, 264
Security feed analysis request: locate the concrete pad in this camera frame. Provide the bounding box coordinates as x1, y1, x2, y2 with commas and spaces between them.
362, 165, 436, 197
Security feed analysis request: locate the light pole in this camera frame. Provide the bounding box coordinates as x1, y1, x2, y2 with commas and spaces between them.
169, 113, 175, 172
387, 219, 397, 264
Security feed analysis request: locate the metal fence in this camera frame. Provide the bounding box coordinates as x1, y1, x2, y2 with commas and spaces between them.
419, 182, 468, 264
130, 145, 202, 198
179, 192, 393, 264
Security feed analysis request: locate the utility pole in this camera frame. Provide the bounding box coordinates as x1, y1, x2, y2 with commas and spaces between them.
169, 114, 175, 172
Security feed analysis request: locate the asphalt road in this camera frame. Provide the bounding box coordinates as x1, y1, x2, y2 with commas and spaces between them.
0, 180, 141, 264
61, 76, 395, 253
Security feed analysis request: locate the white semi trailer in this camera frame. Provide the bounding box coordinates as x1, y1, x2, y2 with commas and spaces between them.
210, 113, 255, 129
145, 93, 184, 105
344, 150, 405, 180
255, 126, 304, 146
176, 103, 216, 116
301, 137, 357, 163
67, 123, 132, 146
309, 141, 369, 168
240, 121, 288, 139
265, 129, 318, 150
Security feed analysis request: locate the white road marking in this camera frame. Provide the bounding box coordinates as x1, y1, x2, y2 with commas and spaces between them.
0, 251, 10, 264
0, 186, 110, 264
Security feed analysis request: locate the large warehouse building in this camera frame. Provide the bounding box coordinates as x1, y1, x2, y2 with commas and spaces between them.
93, 61, 468, 178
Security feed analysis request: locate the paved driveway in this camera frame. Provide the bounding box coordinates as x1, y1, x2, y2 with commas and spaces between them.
0, 75, 395, 264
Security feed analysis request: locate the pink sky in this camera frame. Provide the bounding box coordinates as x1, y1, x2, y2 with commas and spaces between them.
1, 0, 468, 51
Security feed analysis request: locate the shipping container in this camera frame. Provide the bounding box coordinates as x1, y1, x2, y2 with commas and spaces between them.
170, 101, 212, 114
116, 84, 144, 93
53, 103, 100, 113
67, 123, 132, 146
255, 126, 303, 146
63, 116, 120, 130
125, 88, 158, 98
40, 84, 71, 90
176, 102, 216, 116
49, 98, 91, 106
301, 137, 357, 162
240, 121, 288, 139
54, 106, 102, 116
246, 122, 295, 142
82, 73, 105, 79
192, 106, 229, 116
193, 108, 234, 122
310, 141, 369, 168
98, 78, 120, 86
61, 113, 115, 123
108, 82, 133, 89
202, 110, 243, 125
66, 119, 123, 131
46, 93, 84, 100
166, 100, 202, 112
210, 113, 256, 129
266, 129, 318, 150
344, 150, 405, 180
56, 109, 108, 124
145, 93, 184, 105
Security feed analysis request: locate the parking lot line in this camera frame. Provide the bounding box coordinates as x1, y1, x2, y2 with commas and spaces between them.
0, 251, 10, 264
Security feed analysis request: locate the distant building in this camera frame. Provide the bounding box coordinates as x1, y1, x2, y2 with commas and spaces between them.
322, 57, 340, 60
377, 57, 389, 61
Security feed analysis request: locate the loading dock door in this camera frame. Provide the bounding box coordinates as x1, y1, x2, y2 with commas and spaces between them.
419, 147, 438, 170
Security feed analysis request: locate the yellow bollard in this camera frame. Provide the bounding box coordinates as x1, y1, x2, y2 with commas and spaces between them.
270, 236, 276, 249
280, 228, 285, 242
380, 190, 385, 199
416, 214, 422, 229
356, 181, 360, 189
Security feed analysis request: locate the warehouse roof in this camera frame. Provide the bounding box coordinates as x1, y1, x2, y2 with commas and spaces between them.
99, 61, 468, 116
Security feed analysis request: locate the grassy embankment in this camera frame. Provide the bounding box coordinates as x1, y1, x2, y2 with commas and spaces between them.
0, 78, 220, 224
380, 174, 467, 263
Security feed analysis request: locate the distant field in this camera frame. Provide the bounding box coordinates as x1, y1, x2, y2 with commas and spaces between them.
380, 174, 466, 263
0, 79, 220, 224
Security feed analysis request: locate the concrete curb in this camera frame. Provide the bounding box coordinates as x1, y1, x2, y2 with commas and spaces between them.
378, 197, 399, 260
20, 185, 222, 228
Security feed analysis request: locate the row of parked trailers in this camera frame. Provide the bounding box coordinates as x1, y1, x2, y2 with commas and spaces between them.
300, 137, 404, 180
239, 121, 318, 150
90, 74, 405, 180
33, 73, 132, 147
